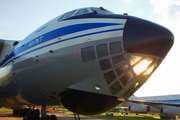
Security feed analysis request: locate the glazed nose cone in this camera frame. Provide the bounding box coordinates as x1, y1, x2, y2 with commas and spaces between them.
123, 16, 174, 58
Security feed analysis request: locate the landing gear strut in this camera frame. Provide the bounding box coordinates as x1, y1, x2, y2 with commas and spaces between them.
40, 105, 57, 120
41, 105, 46, 119
74, 113, 80, 120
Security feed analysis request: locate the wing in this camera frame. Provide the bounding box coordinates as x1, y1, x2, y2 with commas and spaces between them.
0, 39, 20, 67
128, 99, 180, 108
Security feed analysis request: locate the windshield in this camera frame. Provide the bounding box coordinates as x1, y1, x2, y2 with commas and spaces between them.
90, 7, 114, 14
58, 7, 114, 21
58, 8, 91, 21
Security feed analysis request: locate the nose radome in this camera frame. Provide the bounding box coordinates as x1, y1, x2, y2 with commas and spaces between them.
123, 16, 174, 58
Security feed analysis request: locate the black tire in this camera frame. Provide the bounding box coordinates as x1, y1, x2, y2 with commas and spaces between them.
33, 109, 40, 120
50, 115, 57, 120
13, 109, 19, 116
41, 115, 50, 120
19, 108, 26, 117
23, 114, 32, 120
33, 116, 40, 120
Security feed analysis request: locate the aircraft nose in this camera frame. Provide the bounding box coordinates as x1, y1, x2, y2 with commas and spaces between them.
123, 17, 174, 58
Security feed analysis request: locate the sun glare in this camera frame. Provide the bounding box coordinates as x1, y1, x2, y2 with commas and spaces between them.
133, 59, 152, 75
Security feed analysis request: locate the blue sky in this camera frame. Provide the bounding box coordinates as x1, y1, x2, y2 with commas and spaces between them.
0, 0, 180, 97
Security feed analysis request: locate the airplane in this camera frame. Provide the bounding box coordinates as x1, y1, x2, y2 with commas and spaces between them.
122, 94, 180, 119
0, 6, 174, 120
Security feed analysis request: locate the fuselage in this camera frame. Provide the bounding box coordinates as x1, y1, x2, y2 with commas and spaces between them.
0, 7, 174, 115
123, 95, 180, 116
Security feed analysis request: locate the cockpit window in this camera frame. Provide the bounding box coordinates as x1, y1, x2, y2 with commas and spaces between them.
75, 8, 89, 16
58, 12, 70, 21
58, 7, 113, 21
90, 7, 113, 14
64, 10, 77, 19
58, 8, 90, 21
58, 9, 77, 21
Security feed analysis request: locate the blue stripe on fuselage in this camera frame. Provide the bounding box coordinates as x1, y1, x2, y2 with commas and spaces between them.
149, 99, 180, 103
1, 23, 123, 66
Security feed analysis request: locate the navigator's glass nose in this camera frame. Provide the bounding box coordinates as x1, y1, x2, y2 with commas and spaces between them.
123, 17, 174, 58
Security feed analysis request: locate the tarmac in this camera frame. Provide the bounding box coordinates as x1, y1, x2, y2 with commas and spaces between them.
0, 112, 113, 120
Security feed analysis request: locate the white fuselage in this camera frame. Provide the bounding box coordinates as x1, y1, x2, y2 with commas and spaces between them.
0, 7, 174, 115
0, 17, 127, 107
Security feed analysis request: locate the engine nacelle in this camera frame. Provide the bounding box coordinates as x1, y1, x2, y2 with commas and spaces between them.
129, 105, 150, 113
162, 107, 180, 115
149, 106, 160, 114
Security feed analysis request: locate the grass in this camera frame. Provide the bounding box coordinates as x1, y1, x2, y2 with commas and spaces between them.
65, 111, 160, 120
0, 107, 160, 119
91, 113, 160, 120
0, 107, 13, 112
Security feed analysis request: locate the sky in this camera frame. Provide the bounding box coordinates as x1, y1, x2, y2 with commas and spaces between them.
0, 0, 180, 97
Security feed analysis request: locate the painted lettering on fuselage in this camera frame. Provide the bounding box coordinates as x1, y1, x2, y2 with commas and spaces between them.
28, 36, 43, 47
